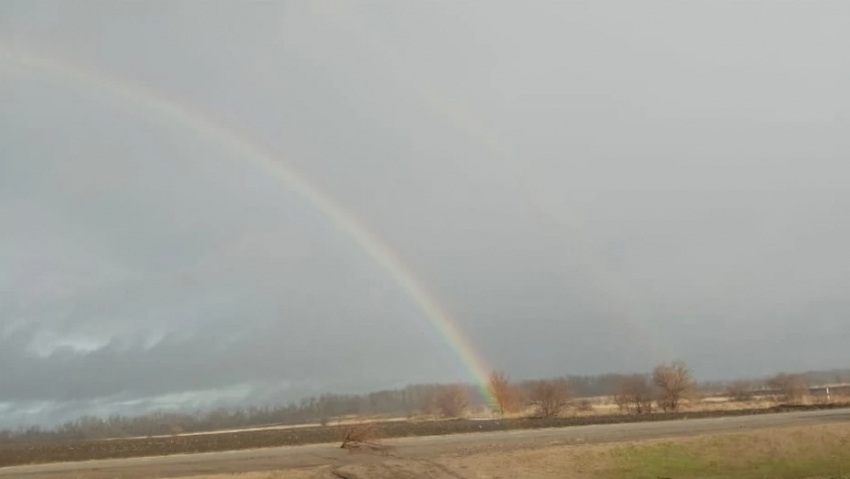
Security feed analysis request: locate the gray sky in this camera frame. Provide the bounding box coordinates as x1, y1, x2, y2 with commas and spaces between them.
1, 1, 849, 427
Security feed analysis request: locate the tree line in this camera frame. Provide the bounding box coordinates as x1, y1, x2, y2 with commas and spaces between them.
489, 363, 847, 418
486, 361, 696, 418
1, 366, 846, 443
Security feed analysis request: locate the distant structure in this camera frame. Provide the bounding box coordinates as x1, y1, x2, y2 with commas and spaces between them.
809, 383, 850, 400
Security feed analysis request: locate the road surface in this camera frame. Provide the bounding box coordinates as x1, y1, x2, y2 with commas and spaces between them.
3, 408, 849, 479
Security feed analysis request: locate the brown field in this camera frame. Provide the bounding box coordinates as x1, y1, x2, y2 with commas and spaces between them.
0, 402, 847, 468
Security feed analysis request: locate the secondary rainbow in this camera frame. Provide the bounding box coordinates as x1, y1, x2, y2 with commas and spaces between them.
0, 45, 496, 403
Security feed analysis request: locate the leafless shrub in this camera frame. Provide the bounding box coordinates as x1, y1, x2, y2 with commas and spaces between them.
576, 399, 594, 413
767, 373, 809, 403
435, 385, 469, 418
526, 379, 573, 418
488, 371, 521, 416
653, 361, 694, 412
724, 380, 755, 402
339, 422, 380, 450
613, 374, 654, 414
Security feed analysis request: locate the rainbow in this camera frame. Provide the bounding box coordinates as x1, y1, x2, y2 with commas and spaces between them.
322, 9, 668, 363
0, 45, 497, 403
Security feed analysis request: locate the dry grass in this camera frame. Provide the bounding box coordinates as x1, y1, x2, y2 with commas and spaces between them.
543, 394, 790, 417
434, 394, 846, 419
359, 394, 849, 422
679, 396, 777, 412
441, 424, 850, 479
601, 424, 850, 479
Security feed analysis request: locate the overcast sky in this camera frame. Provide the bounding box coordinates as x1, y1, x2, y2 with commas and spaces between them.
2, 1, 849, 427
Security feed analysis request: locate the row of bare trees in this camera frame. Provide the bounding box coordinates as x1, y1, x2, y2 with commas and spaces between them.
724, 374, 811, 403
613, 374, 655, 414
614, 366, 820, 415
406, 372, 574, 420
487, 372, 573, 418
4, 365, 840, 443
487, 362, 698, 418
597, 362, 696, 414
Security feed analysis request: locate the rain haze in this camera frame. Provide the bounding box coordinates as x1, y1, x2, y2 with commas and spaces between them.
1, 1, 849, 428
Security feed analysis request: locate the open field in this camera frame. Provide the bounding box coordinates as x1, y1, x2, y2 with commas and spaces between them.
1, 403, 847, 468
3, 407, 848, 478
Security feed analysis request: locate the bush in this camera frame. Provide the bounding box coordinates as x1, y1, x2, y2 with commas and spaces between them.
767, 373, 808, 403
339, 422, 381, 449
488, 371, 521, 416
724, 380, 755, 402
525, 379, 572, 418
653, 361, 694, 412
613, 375, 654, 414
435, 385, 469, 418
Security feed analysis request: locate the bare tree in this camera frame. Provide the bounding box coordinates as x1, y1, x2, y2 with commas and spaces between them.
652, 361, 694, 412
724, 380, 755, 402
435, 385, 469, 418
767, 373, 809, 403
488, 370, 520, 416
613, 375, 654, 414
339, 422, 393, 455
340, 422, 379, 449
526, 379, 572, 418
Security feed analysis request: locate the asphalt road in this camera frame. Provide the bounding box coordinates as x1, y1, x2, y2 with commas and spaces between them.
3, 408, 849, 479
